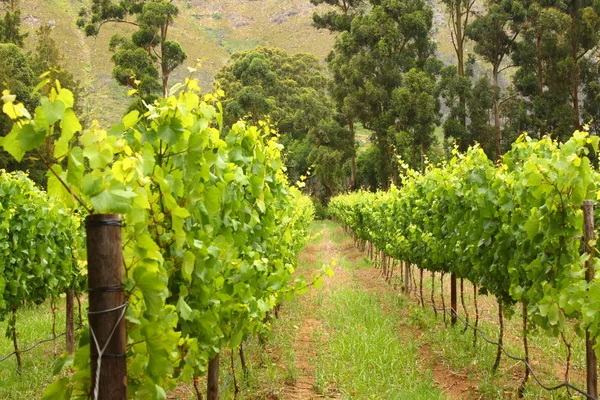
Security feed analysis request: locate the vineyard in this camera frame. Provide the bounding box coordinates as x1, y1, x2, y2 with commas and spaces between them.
329, 131, 600, 398
3, 82, 600, 397
3, 0, 600, 397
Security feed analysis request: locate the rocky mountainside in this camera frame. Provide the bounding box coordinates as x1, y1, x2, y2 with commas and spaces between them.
14, 0, 457, 126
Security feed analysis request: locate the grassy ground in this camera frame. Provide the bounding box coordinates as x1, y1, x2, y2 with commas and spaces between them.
0, 297, 84, 399
216, 220, 443, 399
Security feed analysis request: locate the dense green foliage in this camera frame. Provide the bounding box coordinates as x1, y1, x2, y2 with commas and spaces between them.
215, 46, 353, 198
2, 76, 315, 398
0, 170, 83, 335
309, 0, 600, 189
324, 0, 440, 183
330, 130, 600, 340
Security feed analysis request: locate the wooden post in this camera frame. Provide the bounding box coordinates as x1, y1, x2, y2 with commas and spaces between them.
207, 354, 220, 400
66, 289, 74, 354
450, 273, 457, 326
86, 214, 127, 400
583, 200, 598, 398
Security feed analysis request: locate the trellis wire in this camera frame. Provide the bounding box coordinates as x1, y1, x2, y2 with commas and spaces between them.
427, 299, 596, 400
0, 332, 67, 363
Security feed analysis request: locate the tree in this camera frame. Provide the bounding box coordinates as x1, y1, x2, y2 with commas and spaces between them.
466, 0, 524, 160
0, 0, 15, 12
310, 0, 367, 32
310, 0, 367, 188
215, 47, 352, 196
0, 4, 26, 47
30, 24, 86, 118
441, 0, 477, 130
78, 0, 187, 100
326, 0, 437, 183
392, 68, 439, 170
0, 44, 44, 184
510, 0, 600, 141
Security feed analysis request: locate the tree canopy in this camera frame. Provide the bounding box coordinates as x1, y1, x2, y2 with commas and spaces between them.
215, 46, 353, 198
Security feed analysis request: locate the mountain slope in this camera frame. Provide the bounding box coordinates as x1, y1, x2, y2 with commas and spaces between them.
14, 0, 335, 125
12, 0, 469, 126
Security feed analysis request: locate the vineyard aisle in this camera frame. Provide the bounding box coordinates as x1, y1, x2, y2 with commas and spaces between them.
230, 220, 446, 399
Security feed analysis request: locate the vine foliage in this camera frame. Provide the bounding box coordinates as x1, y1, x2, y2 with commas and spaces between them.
1, 76, 316, 398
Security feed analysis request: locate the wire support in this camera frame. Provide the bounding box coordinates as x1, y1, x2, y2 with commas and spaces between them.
0, 332, 67, 363
426, 300, 597, 400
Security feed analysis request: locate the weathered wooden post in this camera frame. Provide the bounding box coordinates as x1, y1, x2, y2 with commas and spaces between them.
86, 214, 127, 400
583, 200, 598, 398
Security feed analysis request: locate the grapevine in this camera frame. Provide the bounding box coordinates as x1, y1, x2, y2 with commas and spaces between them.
2, 77, 315, 398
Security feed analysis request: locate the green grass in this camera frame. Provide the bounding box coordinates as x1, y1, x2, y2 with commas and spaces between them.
0, 298, 84, 399
314, 288, 442, 399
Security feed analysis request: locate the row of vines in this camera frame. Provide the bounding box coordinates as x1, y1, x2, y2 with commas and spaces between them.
0, 76, 316, 399
330, 131, 600, 395
0, 171, 85, 370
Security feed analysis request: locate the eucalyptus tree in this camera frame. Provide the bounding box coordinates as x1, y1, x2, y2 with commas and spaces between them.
466, 0, 524, 160
326, 0, 438, 183
310, 0, 368, 188
78, 0, 186, 103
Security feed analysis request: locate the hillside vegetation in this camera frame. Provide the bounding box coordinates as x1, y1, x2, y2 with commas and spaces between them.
14, 0, 337, 125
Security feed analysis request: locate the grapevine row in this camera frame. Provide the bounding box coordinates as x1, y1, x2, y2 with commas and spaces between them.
330, 131, 600, 347
1, 79, 315, 398
0, 170, 84, 370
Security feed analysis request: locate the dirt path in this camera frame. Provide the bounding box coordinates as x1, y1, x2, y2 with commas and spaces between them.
298, 223, 483, 400
285, 227, 351, 399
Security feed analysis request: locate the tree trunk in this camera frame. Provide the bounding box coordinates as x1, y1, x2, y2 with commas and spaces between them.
536, 31, 543, 96
570, 10, 580, 130
455, 0, 466, 129
536, 28, 545, 138
493, 66, 501, 162
349, 118, 357, 189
